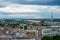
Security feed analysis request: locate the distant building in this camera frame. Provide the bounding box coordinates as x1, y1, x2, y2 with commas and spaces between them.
42, 26, 60, 37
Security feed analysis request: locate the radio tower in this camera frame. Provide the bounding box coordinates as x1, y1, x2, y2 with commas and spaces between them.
51, 12, 53, 22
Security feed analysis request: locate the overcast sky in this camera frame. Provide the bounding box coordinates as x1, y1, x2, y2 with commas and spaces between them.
0, 0, 60, 19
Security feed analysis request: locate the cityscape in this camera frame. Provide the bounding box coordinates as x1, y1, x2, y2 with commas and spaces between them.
0, 0, 60, 40
0, 19, 60, 40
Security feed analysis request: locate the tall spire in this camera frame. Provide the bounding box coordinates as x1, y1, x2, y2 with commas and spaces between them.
51, 12, 53, 21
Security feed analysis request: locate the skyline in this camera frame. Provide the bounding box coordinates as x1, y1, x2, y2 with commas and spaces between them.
0, 0, 60, 19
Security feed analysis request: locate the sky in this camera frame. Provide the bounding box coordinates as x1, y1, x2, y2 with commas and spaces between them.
0, 0, 60, 19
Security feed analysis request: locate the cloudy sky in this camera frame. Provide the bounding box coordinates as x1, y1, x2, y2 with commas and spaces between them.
0, 0, 60, 19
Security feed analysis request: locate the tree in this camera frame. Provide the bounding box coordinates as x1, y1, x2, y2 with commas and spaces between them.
42, 35, 60, 40
42, 36, 53, 40
24, 26, 27, 30
53, 35, 60, 40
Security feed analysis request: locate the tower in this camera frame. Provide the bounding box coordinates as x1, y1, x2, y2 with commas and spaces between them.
51, 12, 53, 22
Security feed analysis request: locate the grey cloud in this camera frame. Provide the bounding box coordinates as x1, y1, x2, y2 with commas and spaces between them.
0, 0, 60, 5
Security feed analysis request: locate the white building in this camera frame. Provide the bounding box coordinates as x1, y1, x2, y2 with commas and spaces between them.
42, 28, 58, 37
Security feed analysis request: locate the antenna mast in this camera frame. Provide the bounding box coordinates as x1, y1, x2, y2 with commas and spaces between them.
51, 12, 53, 22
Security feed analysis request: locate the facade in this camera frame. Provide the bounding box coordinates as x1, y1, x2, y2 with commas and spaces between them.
42, 26, 60, 37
